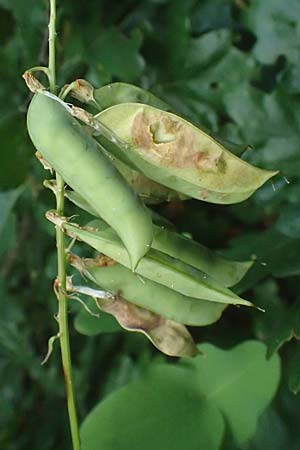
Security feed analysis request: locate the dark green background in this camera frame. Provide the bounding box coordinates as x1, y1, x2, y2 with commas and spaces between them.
1, 0, 300, 449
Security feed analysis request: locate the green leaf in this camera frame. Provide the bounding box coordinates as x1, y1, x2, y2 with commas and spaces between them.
0, 186, 23, 236
190, 0, 233, 34
0, 115, 31, 189
81, 341, 280, 450
223, 229, 300, 293
95, 103, 277, 204
80, 364, 224, 450
185, 29, 231, 76
89, 28, 145, 82
155, 39, 256, 128
275, 203, 300, 238
224, 85, 300, 148
242, 0, 300, 64
191, 341, 281, 444
252, 280, 300, 358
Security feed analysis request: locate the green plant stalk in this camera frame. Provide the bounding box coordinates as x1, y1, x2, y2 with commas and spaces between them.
48, 1, 81, 449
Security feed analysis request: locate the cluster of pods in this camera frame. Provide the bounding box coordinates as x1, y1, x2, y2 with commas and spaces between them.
26, 79, 277, 357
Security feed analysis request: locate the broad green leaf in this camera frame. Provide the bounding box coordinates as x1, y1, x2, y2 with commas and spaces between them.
0, 186, 23, 236
95, 103, 277, 204
88, 28, 145, 82
0, 115, 31, 189
252, 280, 300, 358
224, 85, 300, 148
48, 211, 253, 307
64, 190, 252, 287
223, 229, 300, 293
247, 137, 300, 178
71, 79, 170, 111
70, 254, 226, 327
186, 29, 232, 75
191, 341, 281, 444
80, 364, 224, 450
242, 0, 300, 64
191, 0, 233, 34
266, 303, 300, 358
0, 211, 17, 257
275, 203, 300, 238
163, 44, 256, 118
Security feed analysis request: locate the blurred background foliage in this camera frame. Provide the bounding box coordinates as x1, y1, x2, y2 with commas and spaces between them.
0, 0, 300, 449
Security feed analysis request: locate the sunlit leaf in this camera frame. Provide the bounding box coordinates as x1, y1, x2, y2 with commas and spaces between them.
81, 364, 224, 450
190, 341, 281, 443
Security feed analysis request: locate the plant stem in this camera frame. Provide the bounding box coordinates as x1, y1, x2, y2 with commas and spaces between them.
48, 0, 57, 94
48, 1, 81, 449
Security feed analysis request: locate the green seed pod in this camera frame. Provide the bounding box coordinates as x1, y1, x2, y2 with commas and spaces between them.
94, 103, 278, 204
47, 211, 254, 307
71, 79, 170, 112
152, 227, 253, 288
27, 92, 153, 269
70, 254, 226, 327
64, 188, 176, 229
71, 79, 251, 159
63, 190, 252, 287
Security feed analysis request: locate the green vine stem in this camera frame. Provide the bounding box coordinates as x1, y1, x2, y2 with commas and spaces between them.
48, 1, 81, 449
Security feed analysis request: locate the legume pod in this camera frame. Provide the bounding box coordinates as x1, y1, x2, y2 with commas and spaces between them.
69, 254, 226, 326
94, 103, 278, 204
96, 295, 199, 357
27, 92, 153, 269
63, 190, 252, 287
64, 188, 176, 230
71, 79, 251, 158
47, 211, 254, 307
71, 79, 170, 111
68, 268, 197, 356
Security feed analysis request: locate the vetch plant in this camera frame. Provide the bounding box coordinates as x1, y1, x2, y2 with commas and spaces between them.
22, 2, 281, 449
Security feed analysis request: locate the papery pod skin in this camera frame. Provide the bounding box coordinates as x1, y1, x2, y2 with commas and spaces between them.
48, 211, 254, 307
94, 103, 278, 204
27, 92, 153, 269
94, 289, 198, 357
71, 79, 170, 111
70, 254, 226, 327
63, 191, 252, 287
